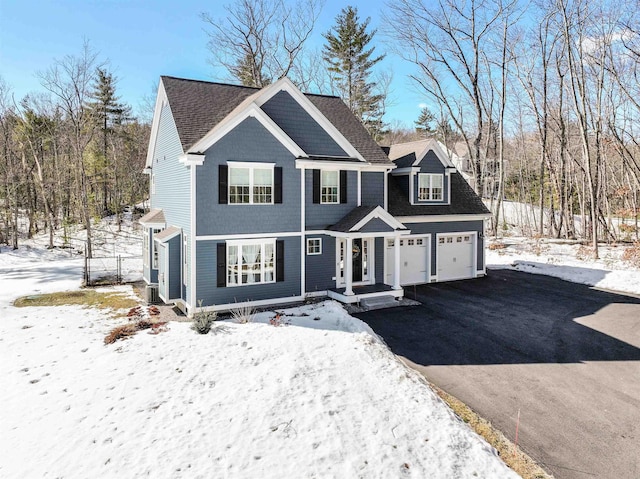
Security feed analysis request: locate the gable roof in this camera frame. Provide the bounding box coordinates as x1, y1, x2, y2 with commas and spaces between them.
329, 205, 407, 232
387, 173, 491, 217
154, 225, 181, 242
139, 208, 166, 226
159, 76, 393, 166
388, 139, 455, 168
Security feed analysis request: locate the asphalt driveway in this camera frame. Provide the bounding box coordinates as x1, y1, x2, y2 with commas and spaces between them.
355, 269, 640, 479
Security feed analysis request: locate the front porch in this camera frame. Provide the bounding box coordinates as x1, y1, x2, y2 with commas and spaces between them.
328, 283, 404, 304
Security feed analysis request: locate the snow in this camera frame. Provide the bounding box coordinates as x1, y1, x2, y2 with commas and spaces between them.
487, 236, 640, 296
1, 221, 518, 478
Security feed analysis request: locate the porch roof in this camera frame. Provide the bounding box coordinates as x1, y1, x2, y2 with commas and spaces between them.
139, 208, 166, 226
328, 205, 408, 234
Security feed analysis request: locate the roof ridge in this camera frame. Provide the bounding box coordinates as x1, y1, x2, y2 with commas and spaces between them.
161, 76, 261, 91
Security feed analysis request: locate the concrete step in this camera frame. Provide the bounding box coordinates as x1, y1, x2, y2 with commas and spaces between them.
359, 295, 400, 311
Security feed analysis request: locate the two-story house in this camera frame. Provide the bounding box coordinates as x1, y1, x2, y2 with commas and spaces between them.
139, 76, 490, 315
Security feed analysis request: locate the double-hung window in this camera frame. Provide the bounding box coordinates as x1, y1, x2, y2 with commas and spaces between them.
418, 173, 443, 201
227, 239, 276, 286
229, 164, 274, 204
321, 170, 339, 204
151, 228, 162, 269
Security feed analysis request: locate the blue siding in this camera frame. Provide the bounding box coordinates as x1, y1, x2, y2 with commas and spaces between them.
305, 169, 357, 230
143, 228, 152, 283
167, 235, 181, 300
413, 151, 450, 204
261, 91, 347, 157
305, 235, 335, 292
148, 101, 191, 302
375, 237, 384, 283
404, 220, 485, 275
196, 118, 301, 236
196, 236, 301, 307
358, 218, 394, 233
361, 172, 384, 207
158, 243, 168, 299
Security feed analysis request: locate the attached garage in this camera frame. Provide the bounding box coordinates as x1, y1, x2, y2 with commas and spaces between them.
386, 235, 430, 286
436, 233, 476, 281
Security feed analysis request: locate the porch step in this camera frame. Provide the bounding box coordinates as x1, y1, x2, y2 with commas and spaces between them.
359, 295, 400, 311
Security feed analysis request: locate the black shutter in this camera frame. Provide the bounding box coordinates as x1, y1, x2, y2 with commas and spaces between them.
312, 169, 320, 204
274, 167, 283, 204
276, 240, 284, 282
217, 243, 226, 287
340, 170, 347, 203
219, 165, 228, 204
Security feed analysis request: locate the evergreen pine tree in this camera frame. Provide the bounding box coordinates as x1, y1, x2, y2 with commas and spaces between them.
86, 68, 131, 214
415, 107, 436, 137
322, 6, 386, 140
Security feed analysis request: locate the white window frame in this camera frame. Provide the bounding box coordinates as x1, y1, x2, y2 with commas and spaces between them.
226, 238, 276, 287
321, 170, 339, 204
228, 162, 275, 205
307, 238, 322, 255
418, 173, 443, 201
143, 231, 150, 266
151, 174, 156, 195
151, 228, 162, 269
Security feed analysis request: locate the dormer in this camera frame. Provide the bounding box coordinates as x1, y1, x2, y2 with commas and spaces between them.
387, 139, 457, 206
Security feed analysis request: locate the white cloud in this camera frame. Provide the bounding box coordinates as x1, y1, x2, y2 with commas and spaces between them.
418, 103, 428, 109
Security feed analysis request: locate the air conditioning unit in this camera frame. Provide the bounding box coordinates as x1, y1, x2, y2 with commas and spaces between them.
145, 284, 160, 304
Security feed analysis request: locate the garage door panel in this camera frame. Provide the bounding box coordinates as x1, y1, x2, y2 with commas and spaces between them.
386, 236, 430, 286
437, 234, 475, 282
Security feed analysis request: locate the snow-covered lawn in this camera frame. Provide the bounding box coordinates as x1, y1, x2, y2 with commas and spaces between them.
1, 227, 517, 478
487, 236, 640, 296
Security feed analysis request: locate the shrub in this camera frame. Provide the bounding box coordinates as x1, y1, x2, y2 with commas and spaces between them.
104, 319, 167, 344
192, 305, 217, 334
231, 303, 256, 324
622, 242, 640, 267
488, 242, 506, 251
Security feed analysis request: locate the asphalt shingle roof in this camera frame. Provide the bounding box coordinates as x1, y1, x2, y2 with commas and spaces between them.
388, 173, 491, 217
138, 208, 166, 225
161, 76, 392, 165
327, 206, 378, 232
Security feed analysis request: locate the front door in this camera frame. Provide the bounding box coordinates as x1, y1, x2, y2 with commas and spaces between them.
338, 238, 370, 286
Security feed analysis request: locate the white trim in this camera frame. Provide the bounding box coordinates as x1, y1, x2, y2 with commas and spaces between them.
417, 173, 444, 201
295, 159, 393, 172
300, 167, 306, 297
155, 227, 182, 243
188, 103, 306, 158
385, 234, 432, 287
139, 221, 165, 228
391, 167, 421, 175
225, 238, 277, 287
196, 231, 301, 241
305, 290, 327, 298
253, 77, 365, 161
189, 164, 197, 309
330, 230, 409, 239
412, 139, 456, 168
320, 169, 340, 204
179, 153, 205, 166
435, 231, 478, 282
397, 214, 492, 223
357, 170, 361, 207
306, 238, 322, 255
384, 171, 388, 211
350, 205, 407, 232
195, 295, 305, 314
227, 161, 275, 169
227, 162, 275, 205
327, 287, 403, 304
409, 173, 415, 205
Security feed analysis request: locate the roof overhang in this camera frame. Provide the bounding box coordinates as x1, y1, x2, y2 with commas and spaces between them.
350, 206, 407, 232
154, 225, 182, 243
295, 159, 393, 172
395, 213, 492, 223
412, 139, 456, 169
139, 208, 166, 227
146, 80, 183, 169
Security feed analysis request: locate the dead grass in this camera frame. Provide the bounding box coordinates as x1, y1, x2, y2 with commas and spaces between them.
622, 242, 640, 267
104, 319, 168, 344
489, 242, 507, 251
432, 385, 552, 479
13, 289, 138, 312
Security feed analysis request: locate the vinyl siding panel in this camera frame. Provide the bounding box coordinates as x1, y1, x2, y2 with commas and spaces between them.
196, 118, 301, 236
358, 218, 394, 233
305, 235, 335, 292
143, 228, 152, 283
167, 235, 181, 300
305, 169, 357, 229
404, 220, 484, 275
158, 243, 168, 299
196, 236, 301, 307
361, 172, 384, 207
375, 237, 384, 283
261, 91, 347, 157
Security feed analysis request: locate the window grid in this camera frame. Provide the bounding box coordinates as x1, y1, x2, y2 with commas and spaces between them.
307, 238, 322, 255
229, 166, 273, 204
418, 174, 443, 201
321, 170, 339, 204
152, 228, 161, 269
227, 240, 276, 286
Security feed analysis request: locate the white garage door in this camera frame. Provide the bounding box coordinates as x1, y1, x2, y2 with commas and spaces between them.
386, 236, 430, 286
437, 234, 475, 281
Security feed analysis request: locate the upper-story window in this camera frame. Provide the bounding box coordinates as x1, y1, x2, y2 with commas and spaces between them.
418, 173, 443, 201
321, 170, 339, 204
229, 165, 274, 204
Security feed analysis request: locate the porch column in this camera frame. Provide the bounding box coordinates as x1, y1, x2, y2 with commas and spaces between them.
344, 237, 354, 296
393, 234, 401, 290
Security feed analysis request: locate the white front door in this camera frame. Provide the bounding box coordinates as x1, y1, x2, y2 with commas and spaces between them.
385, 236, 430, 286
437, 233, 475, 281
337, 238, 371, 286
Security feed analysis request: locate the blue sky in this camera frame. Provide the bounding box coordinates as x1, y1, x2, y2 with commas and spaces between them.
0, 0, 427, 125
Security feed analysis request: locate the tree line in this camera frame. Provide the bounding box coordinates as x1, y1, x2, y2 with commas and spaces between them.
204, 0, 640, 258
0, 43, 149, 256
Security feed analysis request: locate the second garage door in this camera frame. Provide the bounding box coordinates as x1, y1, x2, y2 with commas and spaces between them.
437, 233, 475, 281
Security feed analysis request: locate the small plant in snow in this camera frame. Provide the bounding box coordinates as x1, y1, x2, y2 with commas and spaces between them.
231, 303, 256, 324
192, 300, 217, 334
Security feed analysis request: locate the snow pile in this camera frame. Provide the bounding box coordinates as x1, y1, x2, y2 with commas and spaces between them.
1, 265, 517, 478
487, 236, 640, 296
